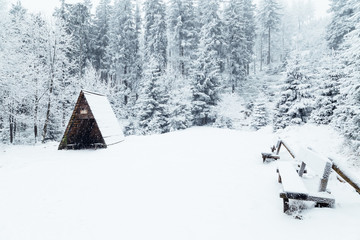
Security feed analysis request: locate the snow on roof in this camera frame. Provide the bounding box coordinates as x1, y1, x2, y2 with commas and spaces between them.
83, 90, 125, 145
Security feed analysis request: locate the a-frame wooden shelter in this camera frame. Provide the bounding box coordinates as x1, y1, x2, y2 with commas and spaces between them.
58, 90, 124, 150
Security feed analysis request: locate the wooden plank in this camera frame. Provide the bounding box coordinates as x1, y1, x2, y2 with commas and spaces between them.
277, 162, 308, 197
261, 153, 280, 158
330, 159, 360, 195
282, 142, 295, 158
319, 162, 332, 192
276, 140, 295, 158
307, 192, 335, 207
298, 162, 306, 177
298, 147, 331, 175
261, 153, 280, 163
296, 147, 333, 192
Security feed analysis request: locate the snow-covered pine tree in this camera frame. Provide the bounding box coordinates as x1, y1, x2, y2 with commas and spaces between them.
192, 0, 224, 126
277, 0, 295, 65
243, 0, 256, 75
164, 69, 193, 131
257, 0, 282, 65
250, 97, 269, 130
144, 0, 168, 72
108, 0, 134, 83
326, 0, 354, 51
135, 0, 170, 134
137, 58, 170, 135
132, 2, 143, 98
312, 51, 342, 125
195, 0, 206, 29
168, 0, 198, 76
273, 52, 313, 129
92, 0, 111, 79
59, 1, 92, 78
107, 0, 138, 114
166, 0, 197, 131
332, 0, 360, 152
224, 0, 254, 91
224, 0, 246, 91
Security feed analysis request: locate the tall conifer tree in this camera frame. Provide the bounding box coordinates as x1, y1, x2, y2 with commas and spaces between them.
192, 0, 224, 126
257, 0, 281, 65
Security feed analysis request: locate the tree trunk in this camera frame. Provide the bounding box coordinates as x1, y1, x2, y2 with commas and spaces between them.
281, 25, 285, 62
42, 93, 52, 143
42, 39, 56, 143
34, 91, 39, 143
180, 45, 185, 75
34, 105, 38, 143
260, 34, 263, 71
9, 115, 14, 144
62, 101, 66, 127
124, 95, 128, 105
267, 26, 271, 65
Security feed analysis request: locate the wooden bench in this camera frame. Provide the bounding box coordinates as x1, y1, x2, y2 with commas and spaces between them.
277, 147, 335, 213
91, 143, 106, 149
65, 144, 77, 149
262, 139, 295, 163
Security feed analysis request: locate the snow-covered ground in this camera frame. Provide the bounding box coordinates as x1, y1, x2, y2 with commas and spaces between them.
1, 125, 360, 240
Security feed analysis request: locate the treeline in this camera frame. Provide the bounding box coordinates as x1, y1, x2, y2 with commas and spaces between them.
270, 0, 360, 157
0, 0, 271, 144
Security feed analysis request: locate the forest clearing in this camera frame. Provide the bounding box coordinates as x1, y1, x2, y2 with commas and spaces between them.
1, 126, 360, 240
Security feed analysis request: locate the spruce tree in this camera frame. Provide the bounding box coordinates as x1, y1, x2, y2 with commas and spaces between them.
251, 98, 268, 130
273, 52, 313, 129
224, 0, 255, 91
326, 0, 354, 50
244, 0, 256, 74
132, 2, 143, 98
137, 59, 170, 134
55, 1, 92, 78
144, 0, 168, 72
332, 0, 360, 151
92, 0, 111, 78
169, 0, 198, 76
257, 0, 282, 65
312, 52, 341, 124
192, 0, 224, 126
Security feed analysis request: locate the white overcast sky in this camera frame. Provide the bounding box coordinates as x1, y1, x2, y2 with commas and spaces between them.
8, 0, 330, 18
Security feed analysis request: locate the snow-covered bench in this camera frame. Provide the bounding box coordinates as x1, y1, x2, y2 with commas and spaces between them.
261, 139, 295, 163
277, 147, 335, 213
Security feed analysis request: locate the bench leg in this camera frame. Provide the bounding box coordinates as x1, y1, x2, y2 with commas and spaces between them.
315, 202, 331, 208
283, 198, 290, 213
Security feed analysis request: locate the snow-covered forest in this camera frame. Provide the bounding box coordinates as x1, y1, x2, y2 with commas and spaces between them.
1, 0, 360, 157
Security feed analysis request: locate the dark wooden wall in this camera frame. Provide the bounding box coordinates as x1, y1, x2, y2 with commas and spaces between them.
58, 91, 105, 150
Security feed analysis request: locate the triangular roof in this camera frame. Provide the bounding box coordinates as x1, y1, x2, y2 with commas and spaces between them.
58, 90, 125, 150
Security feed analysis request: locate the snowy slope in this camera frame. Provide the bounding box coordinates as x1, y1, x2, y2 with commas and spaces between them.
1, 126, 360, 240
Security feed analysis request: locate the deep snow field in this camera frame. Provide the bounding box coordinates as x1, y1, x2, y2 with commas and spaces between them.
1, 125, 360, 240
